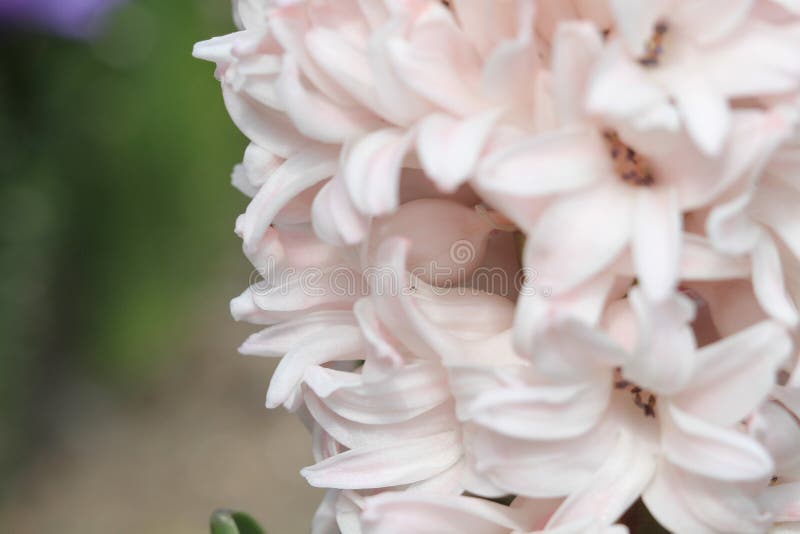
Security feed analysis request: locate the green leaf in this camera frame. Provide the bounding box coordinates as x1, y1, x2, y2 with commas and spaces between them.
210, 510, 265, 534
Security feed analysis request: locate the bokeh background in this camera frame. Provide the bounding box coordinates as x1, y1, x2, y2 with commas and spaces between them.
0, 1, 320, 532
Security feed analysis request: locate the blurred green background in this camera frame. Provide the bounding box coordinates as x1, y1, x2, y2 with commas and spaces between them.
0, 1, 320, 532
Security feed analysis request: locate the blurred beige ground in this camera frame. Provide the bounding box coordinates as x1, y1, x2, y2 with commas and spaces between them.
0, 295, 323, 534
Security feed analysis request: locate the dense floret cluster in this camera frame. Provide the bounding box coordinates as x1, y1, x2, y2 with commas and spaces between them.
196, 1, 800, 532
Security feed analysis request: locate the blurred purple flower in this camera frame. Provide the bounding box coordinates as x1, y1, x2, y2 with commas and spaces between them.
0, 0, 124, 38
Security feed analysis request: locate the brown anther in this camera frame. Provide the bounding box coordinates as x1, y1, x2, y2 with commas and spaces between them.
613, 370, 658, 418
639, 20, 669, 67
644, 395, 657, 418
603, 130, 655, 187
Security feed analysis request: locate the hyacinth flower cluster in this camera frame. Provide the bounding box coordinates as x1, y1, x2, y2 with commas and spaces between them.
195, 1, 800, 532
0, 0, 123, 37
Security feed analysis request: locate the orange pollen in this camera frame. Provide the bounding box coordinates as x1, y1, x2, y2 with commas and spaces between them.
603, 131, 655, 187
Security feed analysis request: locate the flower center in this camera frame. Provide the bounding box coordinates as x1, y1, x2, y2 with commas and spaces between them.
603, 131, 655, 187
639, 21, 669, 67
615, 372, 657, 418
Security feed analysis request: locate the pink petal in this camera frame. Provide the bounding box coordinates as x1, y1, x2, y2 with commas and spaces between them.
586, 40, 676, 129
353, 298, 404, 368
311, 175, 369, 246
301, 431, 462, 489
673, 0, 754, 44
705, 21, 800, 98
669, 73, 731, 156
706, 190, 762, 255
469, 379, 611, 440
344, 128, 414, 216
643, 461, 717, 534
302, 362, 451, 424
471, 417, 618, 498
222, 86, 309, 159
552, 21, 603, 125
450, 0, 518, 57
276, 54, 383, 144
238, 310, 356, 357
679, 233, 750, 280
762, 482, 800, 523
676, 320, 792, 425
240, 145, 339, 252
266, 324, 364, 409
750, 178, 800, 261
632, 187, 682, 301
476, 128, 607, 197
480, 3, 538, 112
752, 234, 799, 326
304, 390, 455, 450
513, 271, 617, 359
644, 461, 770, 534
662, 404, 775, 482
387, 6, 485, 116
608, 0, 670, 56
417, 110, 502, 192
531, 321, 626, 383
361, 493, 533, 534
546, 430, 656, 528
526, 184, 633, 295
623, 289, 697, 396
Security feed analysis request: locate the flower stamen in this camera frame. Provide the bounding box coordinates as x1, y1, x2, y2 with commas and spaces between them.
639, 21, 669, 67
603, 131, 655, 187
615, 376, 657, 418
